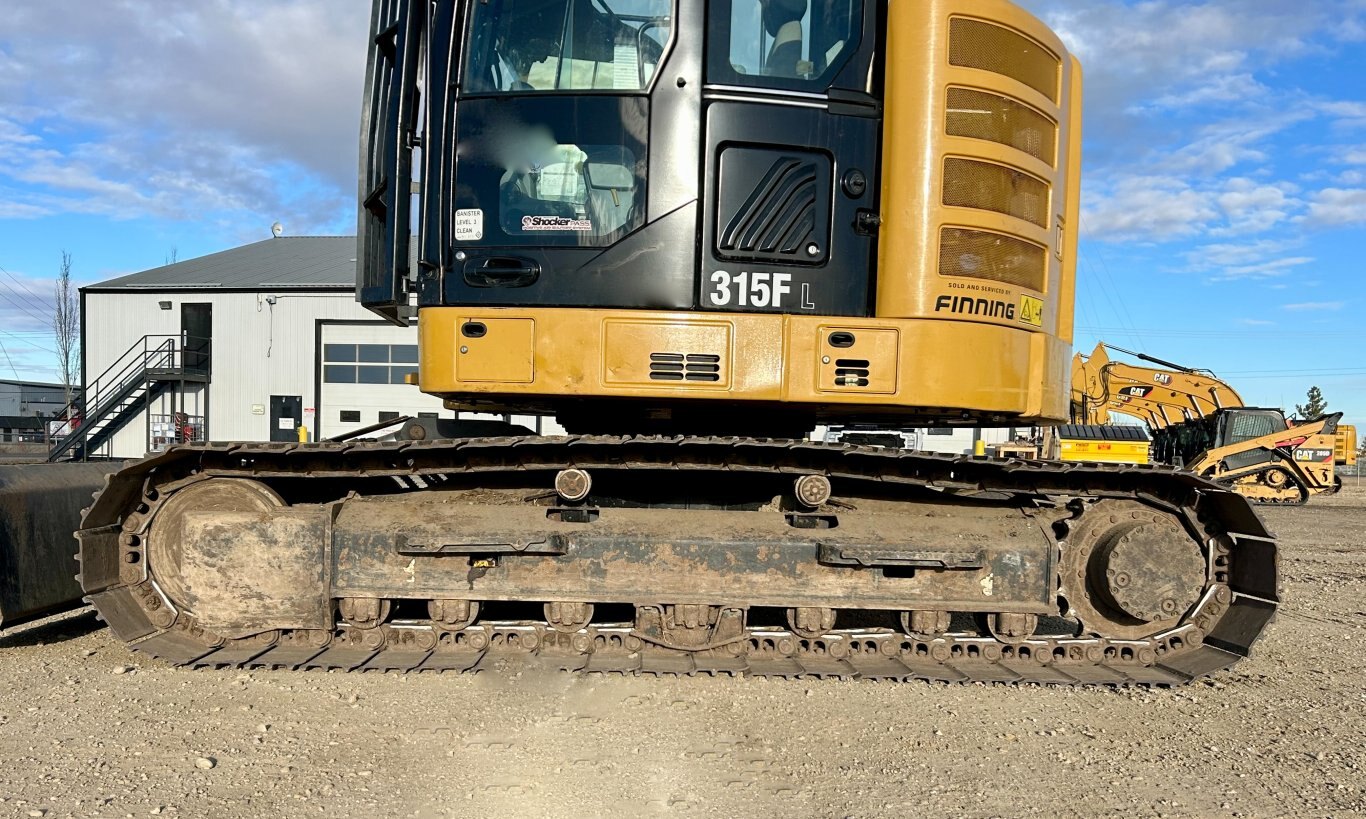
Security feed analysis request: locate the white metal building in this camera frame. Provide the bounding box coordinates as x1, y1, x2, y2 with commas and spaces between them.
76, 236, 553, 460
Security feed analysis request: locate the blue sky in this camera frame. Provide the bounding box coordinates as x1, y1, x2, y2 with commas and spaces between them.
1, 0, 1363, 425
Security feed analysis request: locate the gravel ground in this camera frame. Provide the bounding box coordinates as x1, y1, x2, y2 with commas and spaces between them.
2, 487, 1364, 818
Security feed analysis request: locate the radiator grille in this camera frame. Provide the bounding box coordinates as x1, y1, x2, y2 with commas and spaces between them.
942, 158, 1049, 228
948, 17, 1060, 103
939, 227, 1047, 292
649, 353, 722, 383
946, 87, 1057, 166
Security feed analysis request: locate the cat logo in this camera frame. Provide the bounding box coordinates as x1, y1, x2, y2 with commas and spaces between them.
1120, 386, 1153, 398
1293, 448, 1333, 463
1154, 373, 1172, 385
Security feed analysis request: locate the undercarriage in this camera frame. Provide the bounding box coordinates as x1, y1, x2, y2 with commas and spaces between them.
77, 437, 1277, 684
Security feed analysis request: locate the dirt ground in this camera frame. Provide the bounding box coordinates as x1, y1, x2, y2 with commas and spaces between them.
2, 486, 1364, 818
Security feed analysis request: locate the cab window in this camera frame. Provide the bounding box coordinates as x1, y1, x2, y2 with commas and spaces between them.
464, 0, 672, 93
707, 0, 861, 90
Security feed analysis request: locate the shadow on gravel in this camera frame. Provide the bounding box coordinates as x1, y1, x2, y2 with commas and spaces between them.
0, 609, 102, 648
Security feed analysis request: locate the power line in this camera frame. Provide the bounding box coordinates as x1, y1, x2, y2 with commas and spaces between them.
0, 263, 53, 315
0, 343, 18, 380
0, 327, 56, 355
1077, 325, 1359, 339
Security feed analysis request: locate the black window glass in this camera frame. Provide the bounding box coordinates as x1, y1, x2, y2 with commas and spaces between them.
379, 411, 401, 422
391, 345, 419, 364
451, 96, 649, 247
927, 428, 954, 436
324, 344, 356, 362
358, 344, 390, 363
418, 412, 439, 418
499, 144, 639, 238
464, 0, 671, 94
707, 0, 860, 90
324, 365, 356, 383
390, 366, 412, 385
339, 410, 361, 423
358, 366, 390, 384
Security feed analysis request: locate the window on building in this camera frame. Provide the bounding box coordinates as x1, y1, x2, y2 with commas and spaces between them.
418, 412, 439, 418
324, 365, 357, 383
927, 428, 954, 436
358, 366, 389, 384
378, 411, 401, 422
323, 343, 423, 383
339, 410, 361, 423
358, 344, 389, 363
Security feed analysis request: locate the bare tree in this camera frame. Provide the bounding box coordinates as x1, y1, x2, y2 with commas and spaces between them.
53, 250, 80, 406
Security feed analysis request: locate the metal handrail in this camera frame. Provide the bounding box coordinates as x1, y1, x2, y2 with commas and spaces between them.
48, 333, 211, 460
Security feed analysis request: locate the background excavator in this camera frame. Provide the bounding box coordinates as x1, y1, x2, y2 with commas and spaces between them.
75, 0, 1277, 684
1072, 342, 1342, 504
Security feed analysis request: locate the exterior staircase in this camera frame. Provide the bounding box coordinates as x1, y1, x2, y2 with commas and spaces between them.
47, 334, 210, 462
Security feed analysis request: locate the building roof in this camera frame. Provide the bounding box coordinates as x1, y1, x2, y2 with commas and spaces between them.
0, 415, 43, 430
0, 379, 65, 390
85, 236, 359, 291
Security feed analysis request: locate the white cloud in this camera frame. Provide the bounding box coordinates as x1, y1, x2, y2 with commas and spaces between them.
0, 2, 369, 233
1303, 188, 1366, 225
1317, 100, 1366, 129
1147, 74, 1271, 111
1237, 318, 1277, 326
1283, 301, 1345, 311
1085, 174, 1308, 243
1182, 238, 1315, 282
1015, 1, 1366, 249
1212, 178, 1301, 235
1082, 176, 1220, 241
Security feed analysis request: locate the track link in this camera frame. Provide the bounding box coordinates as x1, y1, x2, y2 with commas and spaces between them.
76, 436, 1279, 685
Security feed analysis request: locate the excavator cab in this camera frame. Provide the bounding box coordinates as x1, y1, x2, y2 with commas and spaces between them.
361, 0, 1082, 435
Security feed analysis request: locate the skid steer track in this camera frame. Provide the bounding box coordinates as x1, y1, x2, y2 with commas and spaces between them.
77, 437, 1277, 685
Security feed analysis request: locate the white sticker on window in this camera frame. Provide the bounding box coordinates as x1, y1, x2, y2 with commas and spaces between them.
521, 215, 593, 232
455, 209, 484, 241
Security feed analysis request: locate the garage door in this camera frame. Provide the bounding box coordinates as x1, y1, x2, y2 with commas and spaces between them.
319, 323, 448, 439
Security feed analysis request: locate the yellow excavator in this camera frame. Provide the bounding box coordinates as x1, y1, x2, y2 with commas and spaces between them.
1072, 342, 1342, 503
1332, 423, 1357, 469
76, 0, 1276, 683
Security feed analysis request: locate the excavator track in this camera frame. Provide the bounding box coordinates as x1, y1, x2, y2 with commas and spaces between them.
76, 437, 1278, 685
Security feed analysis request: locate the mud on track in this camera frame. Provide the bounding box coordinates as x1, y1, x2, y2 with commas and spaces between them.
2, 487, 1364, 818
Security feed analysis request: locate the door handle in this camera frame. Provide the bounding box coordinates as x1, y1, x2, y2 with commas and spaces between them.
463, 256, 540, 287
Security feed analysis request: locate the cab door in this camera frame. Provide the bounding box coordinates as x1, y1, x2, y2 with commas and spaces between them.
698, 0, 882, 317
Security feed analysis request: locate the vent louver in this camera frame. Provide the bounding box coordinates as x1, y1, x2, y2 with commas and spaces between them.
834, 358, 871, 388
649, 353, 722, 383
